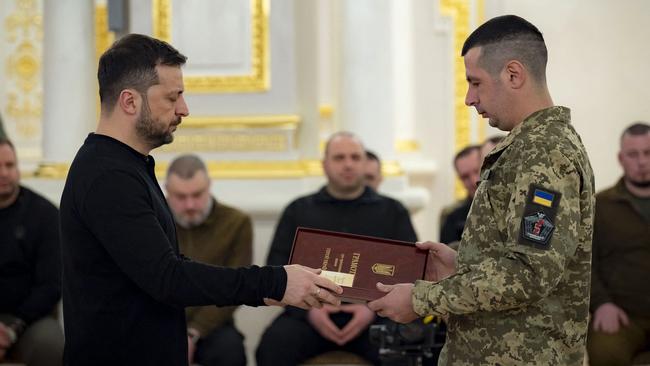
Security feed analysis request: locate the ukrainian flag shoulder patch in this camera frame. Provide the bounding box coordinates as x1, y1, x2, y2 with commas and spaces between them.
532, 189, 554, 207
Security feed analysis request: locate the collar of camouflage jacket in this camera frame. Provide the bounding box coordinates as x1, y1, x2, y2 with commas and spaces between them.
483, 106, 571, 164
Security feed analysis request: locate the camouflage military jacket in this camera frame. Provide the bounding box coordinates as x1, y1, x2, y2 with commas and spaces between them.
413, 107, 595, 365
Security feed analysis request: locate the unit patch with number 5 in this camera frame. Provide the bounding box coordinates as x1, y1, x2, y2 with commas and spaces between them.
519, 184, 562, 250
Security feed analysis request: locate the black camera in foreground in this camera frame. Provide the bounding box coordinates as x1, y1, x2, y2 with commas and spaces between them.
369, 320, 446, 366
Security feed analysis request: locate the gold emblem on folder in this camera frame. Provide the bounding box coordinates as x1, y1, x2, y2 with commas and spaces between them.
371, 263, 395, 276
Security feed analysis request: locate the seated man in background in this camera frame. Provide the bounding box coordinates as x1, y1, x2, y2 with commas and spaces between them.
588, 122, 650, 366
364, 150, 383, 191
0, 137, 63, 366
166, 154, 252, 366
439, 145, 481, 246
256, 132, 418, 366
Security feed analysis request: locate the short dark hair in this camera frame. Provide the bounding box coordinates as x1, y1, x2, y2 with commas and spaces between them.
365, 150, 381, 168
454, 144, 481, 164
0, 136, 15, 151
98, 33, 187, 112
365, 150, 380, 163
167, 154, 208, 180
462, 15, 547, 84
621, 122, 650, 141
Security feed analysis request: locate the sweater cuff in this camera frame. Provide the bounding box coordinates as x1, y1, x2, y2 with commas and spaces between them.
264, 265, 287, 302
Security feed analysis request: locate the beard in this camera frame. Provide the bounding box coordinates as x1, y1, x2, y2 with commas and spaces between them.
174, 199, 213, 229
135, 96, 179, 149
329, 176, 365, 196
628, 178, 650, 188
0, 183, 19, 206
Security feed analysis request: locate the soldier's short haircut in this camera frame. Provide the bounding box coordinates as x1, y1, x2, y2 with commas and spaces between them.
98, 34, 187, 112
324, 131, 365, 158
167, 154, 207, 180
462, 15, 547, 84
0, 136, 15, 151
454, 144, 481, 164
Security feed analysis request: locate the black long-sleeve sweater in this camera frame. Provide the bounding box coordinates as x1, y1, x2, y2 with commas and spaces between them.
60, 134, 286, 366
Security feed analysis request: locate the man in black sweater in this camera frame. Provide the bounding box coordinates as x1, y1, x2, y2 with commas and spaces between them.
0, 137, 64, 366
59, 34, 341, 366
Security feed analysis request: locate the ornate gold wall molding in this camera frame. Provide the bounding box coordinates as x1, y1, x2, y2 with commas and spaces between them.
439, 0, 482, 199
182, 114, 300, 129
475, 0, 485, 143
4, 0, 42, 139
159, 133, 289, 153
152, 0, 270, 93
4, 0, 42, 42
94, 2, 116, 117
155, 159, 403, 179
33, 159, 403, 180
155, 160, 322, 179
439, 0, 471, 153
156, 115, 301, 153
95, 3, 115, 62
34, 162, 69, 178
319, 104, 334, 119
396, 139, 420, 153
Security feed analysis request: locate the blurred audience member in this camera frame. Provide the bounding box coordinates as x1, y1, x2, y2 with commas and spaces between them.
588, 122, 650, 366
364, 150, 383, 191
166, 154, 251, 366
439, 145, 481, 246
0, 137, 63, 366
257, 132, 418, 366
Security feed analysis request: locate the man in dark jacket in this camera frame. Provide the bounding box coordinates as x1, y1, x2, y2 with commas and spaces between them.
0, 137, 64, 366
439, 145, 481, 246
588, 122, 650, 366
257, 132, 418, 365
166, 154, 252, 366
60, 34, 341, 366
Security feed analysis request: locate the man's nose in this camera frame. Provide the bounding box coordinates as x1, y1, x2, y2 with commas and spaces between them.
465, 88, 477, 107
177, 95, 189, 117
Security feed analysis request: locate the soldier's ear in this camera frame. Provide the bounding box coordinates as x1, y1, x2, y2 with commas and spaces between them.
503, 60, 525, 89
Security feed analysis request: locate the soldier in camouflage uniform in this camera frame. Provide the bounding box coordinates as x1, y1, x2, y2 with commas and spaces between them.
369, 15, 595, 366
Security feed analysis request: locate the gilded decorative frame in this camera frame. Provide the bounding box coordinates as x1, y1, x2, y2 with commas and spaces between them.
439, 0, 484, 198
152, 0, 270, 93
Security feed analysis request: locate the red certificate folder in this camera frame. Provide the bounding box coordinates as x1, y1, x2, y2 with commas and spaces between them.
288, 227, 429, 302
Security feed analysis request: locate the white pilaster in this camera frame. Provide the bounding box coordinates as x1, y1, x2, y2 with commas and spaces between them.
42, 0, 95, 164
294, 0, 321, 159
392, 0, 416, 147
337, 0, 396, 160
